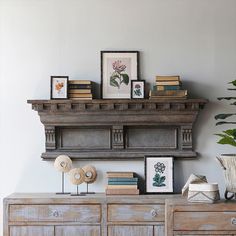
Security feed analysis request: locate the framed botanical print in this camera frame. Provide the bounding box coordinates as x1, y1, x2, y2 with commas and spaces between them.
101, 51, 139, 99
131, 80, 145, 99
50, 76, 68, 99
145, 156, 173, 193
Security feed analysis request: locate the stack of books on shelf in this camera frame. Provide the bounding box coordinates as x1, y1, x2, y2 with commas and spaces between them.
68, 80, 93, 100
106, 172, 139, 195
149, 75, 187, 99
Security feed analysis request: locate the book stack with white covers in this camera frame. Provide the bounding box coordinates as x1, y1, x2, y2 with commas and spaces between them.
106, 172, 139, 195
149, 75, 187, 99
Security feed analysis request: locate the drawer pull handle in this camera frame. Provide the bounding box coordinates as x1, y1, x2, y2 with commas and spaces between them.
150, 209, 158, 217
52, 210, 59, 217
231, 218, 236, 225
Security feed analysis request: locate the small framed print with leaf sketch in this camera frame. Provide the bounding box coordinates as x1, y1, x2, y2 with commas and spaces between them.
50, 76, 68, 99
101, 51, 139, 99
131, 80, 145, 99
145, 156, 173, 194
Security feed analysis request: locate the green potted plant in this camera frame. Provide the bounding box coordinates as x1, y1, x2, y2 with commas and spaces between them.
215, 80, 236, 200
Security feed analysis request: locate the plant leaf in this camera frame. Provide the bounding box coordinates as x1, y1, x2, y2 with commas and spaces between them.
223, 129, 236, 138
160, 176, 166, 183
215, 113, 236, 120
158, 183, 166, 187
217, 136, 236, 147
228, 80, 236, 86
218, 97, 236, 100
120, 74, 129, 85
110, 77, 119, 88
216, 121, 236, 126
215, 133, 228, 138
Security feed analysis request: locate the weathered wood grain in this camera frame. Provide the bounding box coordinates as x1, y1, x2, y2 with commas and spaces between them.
174, 212, 236, 231
4, 193, 177, 236
27, 98, 207, 160
9, 204, 101, 223
9, 226, 54, 236
173, 231, 233, 235
108, 225, 153, 236
108, 204, 164, 222
166, 197, 236, 236
154, 225, 165, 236
55, 226, 100, 236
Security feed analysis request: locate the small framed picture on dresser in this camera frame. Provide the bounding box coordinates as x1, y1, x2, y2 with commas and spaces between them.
145, 156, 173, 193
50, 76, 69, 99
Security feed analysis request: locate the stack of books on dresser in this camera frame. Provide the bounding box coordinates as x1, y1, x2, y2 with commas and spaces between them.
106, 172, 139, 195
68, 80, 93, 100
149, 75, 187, 99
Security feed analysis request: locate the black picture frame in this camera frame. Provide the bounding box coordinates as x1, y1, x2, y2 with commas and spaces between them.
101, 51, 139, 99
131, 80, 145, 99
50, 76, 69, 100
144, 156, 174, 194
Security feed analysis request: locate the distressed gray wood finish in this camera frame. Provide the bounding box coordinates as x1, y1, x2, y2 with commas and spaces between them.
10, 226, 54, 236
166, 198, 236, 236
4, 193, 178, 236
108, 225, 153, 236
27, 99, 207, 160
56, 226, 100, 236
9, 204, 101, 222
154, 225, 165, 236
108, 204, 165, 222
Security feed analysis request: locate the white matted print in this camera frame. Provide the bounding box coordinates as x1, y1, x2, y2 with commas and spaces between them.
131, 80, 145, 99
145, 157, 173, 193
101, 51, 139, 99
51, 76, 68, 99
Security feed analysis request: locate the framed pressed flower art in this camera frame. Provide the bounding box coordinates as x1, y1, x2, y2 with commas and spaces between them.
101, 51, 139, 99
131, 80, 145, 99
145, 156, 173, 194
50, 76, 68, 99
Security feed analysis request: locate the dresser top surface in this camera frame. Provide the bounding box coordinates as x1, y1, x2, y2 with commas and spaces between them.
4, 192, 181, 204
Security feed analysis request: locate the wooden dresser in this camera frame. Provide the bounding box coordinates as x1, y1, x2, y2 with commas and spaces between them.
3, 193, 176, 236
166, 198, 236, 236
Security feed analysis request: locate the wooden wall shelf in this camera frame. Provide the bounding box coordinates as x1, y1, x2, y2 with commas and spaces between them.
27, 99, 208, 160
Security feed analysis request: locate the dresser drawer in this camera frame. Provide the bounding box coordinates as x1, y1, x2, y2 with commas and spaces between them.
108, 204, 164, 222
174, 211, 236, 231
9, 204, 101, 223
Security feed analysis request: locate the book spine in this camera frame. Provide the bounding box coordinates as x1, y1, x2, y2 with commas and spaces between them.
106, 185, 137, 189
69, 98, 92, 100
69, 89, 91, 94
107, 175, 134, 178
69, 80, 92, 84
156, 76, 180, 81
108, 181, 138, 185
150, 90, 187, 96
69, 94, 93, 98
69, 85, 92, 89
108, 178, 138, 182
156, 81, 180, 86
154, 85, 180, 91
106, 189, 139, 195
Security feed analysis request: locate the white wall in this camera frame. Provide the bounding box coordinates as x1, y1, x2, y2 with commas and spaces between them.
1, 0, 236, 234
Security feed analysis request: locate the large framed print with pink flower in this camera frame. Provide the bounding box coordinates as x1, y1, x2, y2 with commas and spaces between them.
101, 51, 139, 99
145, 156, 173, 194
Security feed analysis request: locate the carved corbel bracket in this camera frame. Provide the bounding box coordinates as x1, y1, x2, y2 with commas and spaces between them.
181, 126, 193, 150
45, 126, 56, 150
112, 126, 124, 149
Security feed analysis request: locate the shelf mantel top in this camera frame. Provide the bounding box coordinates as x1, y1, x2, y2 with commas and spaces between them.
28, 98, 208, 112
